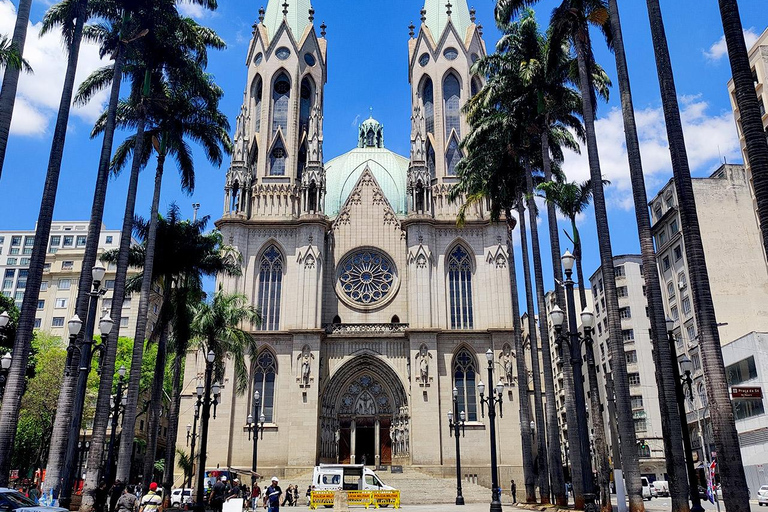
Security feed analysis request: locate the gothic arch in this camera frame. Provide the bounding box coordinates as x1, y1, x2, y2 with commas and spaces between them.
250, 74, 264, 134
445, 239, 475, 271
419, 75, 435, 135
252, 242, 286, 331
321, 354, 408, 413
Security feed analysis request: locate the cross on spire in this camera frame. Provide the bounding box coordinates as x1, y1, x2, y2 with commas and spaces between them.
282, 1, 289, 17
446, 1, 452, 17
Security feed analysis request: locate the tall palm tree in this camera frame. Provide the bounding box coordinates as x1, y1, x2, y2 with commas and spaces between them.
0, 0, 33, 179
717, 0, 768, 258
644, 2, 750, 511
605, 1, 690, 510
0, 35, 32, 72
0, 0, 92, 487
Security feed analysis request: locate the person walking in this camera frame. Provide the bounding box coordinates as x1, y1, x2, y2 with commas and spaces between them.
116, 486, 138, 512
251, 483, 261, 511
95, 481, 109, 512
280, 485, 292, 507
264, 477, 282, 512
139, 483, 162, 512
510, 479, 517, 504
209, 477, 227, 512
110, 480, 125, 512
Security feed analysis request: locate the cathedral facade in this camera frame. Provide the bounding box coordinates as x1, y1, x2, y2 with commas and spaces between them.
179, 0, 526, 485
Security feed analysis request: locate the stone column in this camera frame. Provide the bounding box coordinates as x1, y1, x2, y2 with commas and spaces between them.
350, 420, 356, 464
375, 419, 381, 467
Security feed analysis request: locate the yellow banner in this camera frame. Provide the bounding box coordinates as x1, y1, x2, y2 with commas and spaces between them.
309, 491, 335, 509
372, 490, 400, 509
309, 490, 400, 509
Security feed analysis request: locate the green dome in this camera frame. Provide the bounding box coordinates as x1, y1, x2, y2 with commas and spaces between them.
325, 147, 410, 216
263, 0, 313, 41
423, 0, 472, 40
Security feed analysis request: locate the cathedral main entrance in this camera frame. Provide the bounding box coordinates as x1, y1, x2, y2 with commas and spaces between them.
319, 355, 409, 466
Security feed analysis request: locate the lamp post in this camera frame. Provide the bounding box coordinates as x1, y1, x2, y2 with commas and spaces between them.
186, 389, 202, 490
666, 319, 705, 512
0, 351, 11, 400
59, 265, 114, 510
550, 250, 597, 512
478, 349, 504, 512
105, 365, 127, 485
247, 391, 266, 488
448, 386, 466, 506
194, 350, 221, 512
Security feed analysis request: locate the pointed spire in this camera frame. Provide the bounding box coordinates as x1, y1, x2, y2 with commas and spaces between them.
320, 21, 327, 37
420, 8, 427, 23
409, 21, 415, 38
282, 1, 289, 17
470, 6, 476, 23
421, 0, 471, 38
308, 7, 314, 22
446, 1, 452, 17
259, 6, 265, 23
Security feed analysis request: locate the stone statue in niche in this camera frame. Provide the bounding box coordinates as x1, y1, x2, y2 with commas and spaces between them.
501, 344, 515, 385
355, 392, 376, 416
297, 345, 314, 387
416, 344, 432, 386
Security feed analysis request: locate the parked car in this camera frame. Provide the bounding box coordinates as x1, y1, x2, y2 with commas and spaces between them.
652, 480, 669, 497
170, 488, 193, 508
0, 489, 67, 512
757, 484, 768, 506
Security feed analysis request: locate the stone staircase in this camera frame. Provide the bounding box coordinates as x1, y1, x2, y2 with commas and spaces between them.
376, 467, 494, 505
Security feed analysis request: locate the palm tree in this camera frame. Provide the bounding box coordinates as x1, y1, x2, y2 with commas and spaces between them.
604, 1, 690, 510
0, 0, 93, 487
0, 0, 33, 179
643, 2, 750, 511
717, 1, 768, 259
0, 35, 32, 72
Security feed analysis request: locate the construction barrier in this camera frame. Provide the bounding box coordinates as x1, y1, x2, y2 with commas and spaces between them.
372, 490, 400, 509
309, 490, 400, 509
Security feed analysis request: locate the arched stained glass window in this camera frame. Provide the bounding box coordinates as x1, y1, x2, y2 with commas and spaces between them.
443, 74, 461, 139
251, 76, 263, 133
426, 141, 436, 179
453, 348, 478, 421
258, 245, 283, 330
253, 351, 277, 422
446, 136, 462, 176
448, 245, 473, 329
299, 77, 313, 136
422, 78, 434, 135
270, 142, 287, 176
272, 74, 291, 135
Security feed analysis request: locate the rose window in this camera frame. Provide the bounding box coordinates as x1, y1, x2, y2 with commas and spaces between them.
338, 250, 396, 306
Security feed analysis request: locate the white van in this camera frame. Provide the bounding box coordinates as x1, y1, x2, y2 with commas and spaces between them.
312, 464, 395, 492
641, 477, 653, 501
652, 480, 669, 497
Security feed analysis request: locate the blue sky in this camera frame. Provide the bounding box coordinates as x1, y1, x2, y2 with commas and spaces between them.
0, 0, 767, 301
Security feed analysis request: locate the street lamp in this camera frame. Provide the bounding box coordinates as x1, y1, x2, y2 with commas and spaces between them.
0, 352, 11, 400
448, 386, 466, 505
479, 349, 504, 512
60, 266, 113, 509
186, 391, 202, 490
666, 318, 704, 512
550, 250, 597, 511
246, 391, 266, 488
104, 365, 127, 484
194, 350, 222, 512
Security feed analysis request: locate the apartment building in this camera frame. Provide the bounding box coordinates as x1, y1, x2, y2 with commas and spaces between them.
589, 255, 666, 480
0, 221, 160, 340
727, 27, 768, 246
649, 163, 768, 469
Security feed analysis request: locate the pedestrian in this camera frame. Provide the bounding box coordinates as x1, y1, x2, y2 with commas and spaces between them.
251, 483, 261, 511
95, 481, 109, 512
110, 480, 126, 512
227, 479, 242, 500
209, 477, 227, 512
510, 479, 517, 504
280, 485, 293, 507
116, 486, 138, 512
264, 477, 282, 512
305, 486, 312, 507
139, 483, 162, 512
291, 486, 298, 507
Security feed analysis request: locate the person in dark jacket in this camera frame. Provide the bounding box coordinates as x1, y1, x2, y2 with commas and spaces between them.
110, 480, 126, 512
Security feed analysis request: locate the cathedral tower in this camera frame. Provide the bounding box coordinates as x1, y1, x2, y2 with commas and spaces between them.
406, 0, 486, 217
224, 0, 327, 219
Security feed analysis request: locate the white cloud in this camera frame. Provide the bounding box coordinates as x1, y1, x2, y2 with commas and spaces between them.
177, 1, 207, 19
703, 27, 761, 62
0, 0, 110, 137
560, 96, 741, 210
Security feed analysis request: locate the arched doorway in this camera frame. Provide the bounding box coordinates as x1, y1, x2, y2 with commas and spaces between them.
319, 355, 409, 466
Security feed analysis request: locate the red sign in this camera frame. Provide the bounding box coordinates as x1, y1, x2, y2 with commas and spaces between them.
731, 386, 763, 398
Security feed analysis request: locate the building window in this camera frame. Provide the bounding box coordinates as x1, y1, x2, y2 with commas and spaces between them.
614, 265, 625, 277
670, 219, 679, 233
638, 442, 651, 457
691, 352, 701, 371
10, 236, 21, 246
105, 236, 113, 244
34, 318, 41, 329
251, 75, 263, 134
6, 258, 17, 266
62, 261, 74, 271
443, 74, 461, 139
733, 398, 765, 420
617, 286, 628, 298
422, 78, 434, 135
630, 395, 644, 409
619, 307, 631, 319
257, 245, 283, 331
37, 300, 45, 310
686, 324, 696, 344
673, 245, 683, 261
662, 256, 670, 271
19, 258, 29, 266
52, 317, 65, 327
675, 333, 683, 349
272, 73, 291, 135
40, 281, 48, 291
598, 278, 603, 293
105, 280, 115, 290
671, 306, 679, 321
55, 298, 68, 309
270, 144, 287, 176
453, 348, 478, 421
76, 236, 86, 247
253, 351, 277, 422
658, 230, 667, 247
446, 136, 462, 175
448, 245, 473, 329
120, 317, 129, 328
634, 417, 647, 432
43, 263, 51, 272
9, 248, 19, 255
682, 296, 692, 316
726, 356, 758, 386
58, 279, 71, 290
50, 235, 60, 247
667, 281, 675, 299
17, 270, 27, 289
626, 350, 637, 364
622, 329, 635, 342
63, 236, 74, 247
628, 373, 641, 386
678, 272, 687, 290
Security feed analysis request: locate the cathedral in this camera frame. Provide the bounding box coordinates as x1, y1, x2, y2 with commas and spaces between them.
179, 0, 526, 486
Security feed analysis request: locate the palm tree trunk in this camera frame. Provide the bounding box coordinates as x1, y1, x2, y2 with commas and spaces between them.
516, 199, 547, 503
606, 2, 690, 511
77, 49, 127, 512
644, 3, 750, 511
718, 0, 768, 258
0, 0, 88, 487
525, 168, 557, 504
143, 321, 169, 488
116, 148, 167, 484
541, 135, 578, 508
0, 0, 33, 178
162, 347, 185, 505
572, 27, 644, 512
505, 212, 536, 503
